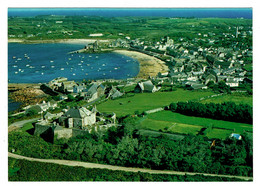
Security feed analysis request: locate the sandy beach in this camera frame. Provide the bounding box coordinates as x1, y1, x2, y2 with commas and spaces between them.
113, 50, 169, 79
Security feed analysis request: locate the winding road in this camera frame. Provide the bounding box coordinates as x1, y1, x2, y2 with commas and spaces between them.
9, 118, 40, 128
8, 118, 40, 132
8, 152, 253, 181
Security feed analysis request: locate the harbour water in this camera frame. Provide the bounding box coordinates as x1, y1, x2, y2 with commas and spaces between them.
8, 97, 22, 112
8, 43, 140, 83
8, 91, 22, 112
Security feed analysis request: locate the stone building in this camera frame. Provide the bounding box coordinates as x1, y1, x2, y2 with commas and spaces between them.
59, 107, 96, 129
134, 80, 159, 93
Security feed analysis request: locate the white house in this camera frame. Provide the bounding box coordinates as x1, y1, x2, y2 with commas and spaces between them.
226, 78, 239, 87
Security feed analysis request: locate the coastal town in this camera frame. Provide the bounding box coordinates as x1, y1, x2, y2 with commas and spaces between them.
9, 26, 252, 140
8, 13, 253, 182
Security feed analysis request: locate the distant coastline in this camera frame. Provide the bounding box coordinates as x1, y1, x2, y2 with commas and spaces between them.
8, 38, 110, 44
8, 8, 252, 19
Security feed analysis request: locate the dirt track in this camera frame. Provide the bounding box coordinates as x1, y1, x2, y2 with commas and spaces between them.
8, 152, 253, 181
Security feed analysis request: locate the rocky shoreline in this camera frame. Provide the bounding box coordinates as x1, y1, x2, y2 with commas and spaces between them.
8, 84, 47, 108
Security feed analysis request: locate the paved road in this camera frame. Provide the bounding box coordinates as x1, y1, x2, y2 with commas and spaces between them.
8, 152, 253, 181
8, 118, 40, 132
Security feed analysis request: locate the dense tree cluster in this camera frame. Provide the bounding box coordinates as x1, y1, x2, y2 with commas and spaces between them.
206, 55, 215, 66
208, 81, 231, 94
169, 101, 252, 124
8, 131, 61, 158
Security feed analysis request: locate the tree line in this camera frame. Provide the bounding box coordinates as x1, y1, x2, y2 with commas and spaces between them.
169, 101, 252, 124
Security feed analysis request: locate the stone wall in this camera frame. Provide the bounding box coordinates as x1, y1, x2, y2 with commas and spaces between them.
72, 128, 90, 138
54, 128, 73, 139
145, 107, 164, 114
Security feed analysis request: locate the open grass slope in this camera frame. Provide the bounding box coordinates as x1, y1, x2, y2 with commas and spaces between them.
139, 118, 202, 135
138, 111, 252, 139
200, 93, 253, 106
243, 64, 253, 72
97, 89, 214, 116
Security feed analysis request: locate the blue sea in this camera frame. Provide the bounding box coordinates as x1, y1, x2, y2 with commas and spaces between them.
8, 43, 140, 83
8, 8, 252, 19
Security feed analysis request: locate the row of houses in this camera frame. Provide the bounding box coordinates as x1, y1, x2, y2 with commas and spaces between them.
164, 69, 244, 89
24, 100, 58, 115
47, 77, 124, 102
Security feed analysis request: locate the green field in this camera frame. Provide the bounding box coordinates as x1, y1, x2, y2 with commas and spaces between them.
205, 128, 233, 139
139, 118, 203, 135
200, 94, 253, 106
20, 122, 34, 132
97, 89, 214, 116
138, 111, 252, 139
243, 64, 253, 72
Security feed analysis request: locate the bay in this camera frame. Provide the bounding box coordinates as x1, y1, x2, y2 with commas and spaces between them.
8, 43, 140, 83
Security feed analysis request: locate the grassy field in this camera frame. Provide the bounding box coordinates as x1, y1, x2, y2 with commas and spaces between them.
20, 122, 34, 132
138, 111, 252, 139
97, 89, 214, 116
138, 118, 203, 135
243, 64, 253, 72
118, 84, 136, 93
200, 93, 253, 106
205, 128, 233, 139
